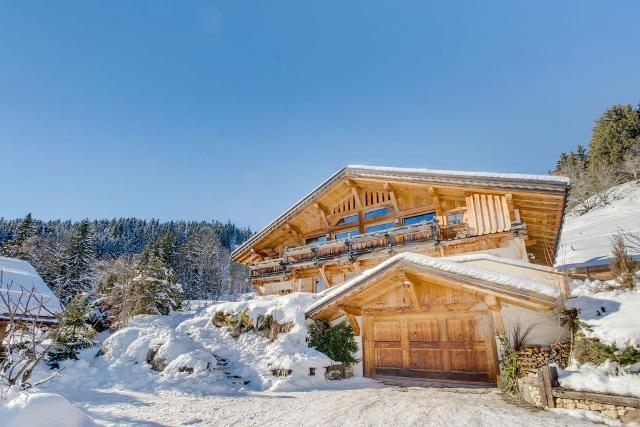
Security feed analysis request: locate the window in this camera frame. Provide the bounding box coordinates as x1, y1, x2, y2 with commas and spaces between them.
336, 214, 359, 225
447, 212, 464, 225
403, 212, 435, 226
365, 222, 395, 233
364, 207, 390, 220
305, 235, 327, 245
334, 229, 359, 240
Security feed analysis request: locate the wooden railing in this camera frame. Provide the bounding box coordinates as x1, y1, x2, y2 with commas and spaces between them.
250, 221, 452, 279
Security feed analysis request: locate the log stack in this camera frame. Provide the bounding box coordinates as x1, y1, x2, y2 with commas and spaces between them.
516, 342, 570, 375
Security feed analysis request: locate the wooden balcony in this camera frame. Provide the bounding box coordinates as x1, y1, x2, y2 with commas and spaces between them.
249, 221, 473, 280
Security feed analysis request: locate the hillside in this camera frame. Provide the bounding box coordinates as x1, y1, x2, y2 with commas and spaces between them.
555, 181, 640, 271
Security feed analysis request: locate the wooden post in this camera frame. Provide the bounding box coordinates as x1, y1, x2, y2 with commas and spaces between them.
538, 366, 556, 408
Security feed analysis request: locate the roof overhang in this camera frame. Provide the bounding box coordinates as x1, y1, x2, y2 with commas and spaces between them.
232, 165, 571, 262
306, 253, 561, 319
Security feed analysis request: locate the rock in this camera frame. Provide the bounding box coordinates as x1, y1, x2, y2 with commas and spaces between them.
621, 409, 640, 424
212, 311, 227, 328
602, 410, 619, 419
271, 368, 292, 377
325, 364, 346, 380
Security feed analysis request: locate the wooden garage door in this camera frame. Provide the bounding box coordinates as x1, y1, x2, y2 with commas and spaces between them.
366, 312, 495, 383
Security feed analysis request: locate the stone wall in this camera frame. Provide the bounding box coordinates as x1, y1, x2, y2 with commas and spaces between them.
518, 373, 640, 424
555, 398, 639, 422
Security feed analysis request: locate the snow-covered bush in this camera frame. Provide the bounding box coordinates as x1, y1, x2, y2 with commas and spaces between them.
0, 386, 97, 427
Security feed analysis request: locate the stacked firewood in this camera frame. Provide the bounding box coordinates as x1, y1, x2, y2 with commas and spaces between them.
516, 342, 570, 375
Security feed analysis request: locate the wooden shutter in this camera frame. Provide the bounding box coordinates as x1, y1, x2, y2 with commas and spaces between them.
465, 194, 511, 236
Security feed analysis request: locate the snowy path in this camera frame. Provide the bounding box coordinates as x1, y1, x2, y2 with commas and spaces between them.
69, 381, 596, 427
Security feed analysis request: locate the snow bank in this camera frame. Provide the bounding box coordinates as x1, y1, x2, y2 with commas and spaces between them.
0, 256, 61, 317
558, 361, 640, 398
567, 279, 640, 350
98, 315, 225, 391
0, 386, 97, 427
181, 292, 336, 391
208, 292, 320, 325
556, 181, 640, 270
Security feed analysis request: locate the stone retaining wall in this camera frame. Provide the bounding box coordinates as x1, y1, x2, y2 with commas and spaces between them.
555, 397, 639, 422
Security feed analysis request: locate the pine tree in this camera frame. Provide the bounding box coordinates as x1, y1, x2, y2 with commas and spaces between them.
131, 237, 184, 315
1, 213, 36, 256
55, 219, 96, 305
589, 103, 640, 167
47, 294, 96, 368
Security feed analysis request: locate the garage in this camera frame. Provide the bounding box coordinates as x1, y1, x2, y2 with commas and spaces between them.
305, 253, 563, 386
364, 312, 495, 383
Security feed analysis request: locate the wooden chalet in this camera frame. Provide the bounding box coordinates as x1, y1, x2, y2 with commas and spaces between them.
0, 256, 61, 343
232, 165, 572, 385
232, 165, 570, 296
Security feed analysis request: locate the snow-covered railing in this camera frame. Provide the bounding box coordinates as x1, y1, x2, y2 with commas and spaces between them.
250, 221, 449, 279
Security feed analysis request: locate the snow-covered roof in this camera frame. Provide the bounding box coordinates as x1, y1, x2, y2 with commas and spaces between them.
306, 253, 561, 316
0, 256, 62, 321
346, 165, 570, 184
232, 165, 571, 260
445, 253, 557, 273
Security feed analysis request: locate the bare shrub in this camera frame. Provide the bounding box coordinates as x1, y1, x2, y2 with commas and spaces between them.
587, 161, 621, 207
610, 230, 638, 289
0, 282, 62, 395
509, 319, 536, 351
555, 160, 593, 212
622, 145, 640, 182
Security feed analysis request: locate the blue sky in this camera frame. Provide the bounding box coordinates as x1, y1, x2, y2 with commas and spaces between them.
1, 1, 639, 230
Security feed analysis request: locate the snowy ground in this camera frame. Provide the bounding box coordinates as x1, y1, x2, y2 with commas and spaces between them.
556, 181, 640, 270
4, 294, 596, 426
55, 380, 598, 427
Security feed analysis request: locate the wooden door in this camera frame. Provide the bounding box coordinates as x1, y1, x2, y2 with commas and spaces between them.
365, 311, 496, 383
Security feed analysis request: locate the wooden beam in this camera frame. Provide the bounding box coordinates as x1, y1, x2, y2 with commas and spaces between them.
383, 182, 400, 212
318, 265, 332, 287
346, 179, 363, 209
428, 187, 443, 219
484, 295, 505, 335
505, 193, 516, 224
363, 302, 489, 315
354, 260, 362, 274
398, 271, 421, 311
314, 202, 330, 228
339, 304, 362, 316
345, 313, 360, 336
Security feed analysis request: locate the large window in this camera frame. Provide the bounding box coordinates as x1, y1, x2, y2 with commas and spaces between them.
305, 235, 327, 245
364, 207, 390, 220
336, 214, 359, 226
334, 229, 360, 240
365, 222, 395, 233
403, 212, 435, 226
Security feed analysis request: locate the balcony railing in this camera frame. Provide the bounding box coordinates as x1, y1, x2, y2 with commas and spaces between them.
250, 221, 463, 280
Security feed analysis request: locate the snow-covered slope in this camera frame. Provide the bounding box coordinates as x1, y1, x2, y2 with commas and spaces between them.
556, 181, 640, 270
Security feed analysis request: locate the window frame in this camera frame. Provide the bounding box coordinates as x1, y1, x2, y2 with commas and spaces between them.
365, 221, 396, 234
403, 211, 436, 226
334, 228, 360, 240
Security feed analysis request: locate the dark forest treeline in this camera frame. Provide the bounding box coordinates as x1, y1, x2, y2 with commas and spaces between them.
0, 217, 252, 260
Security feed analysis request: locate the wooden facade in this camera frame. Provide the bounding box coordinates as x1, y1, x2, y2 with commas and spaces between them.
232, 166, 570, 296
232, 166, 569, 385
307, 257, 560, 385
